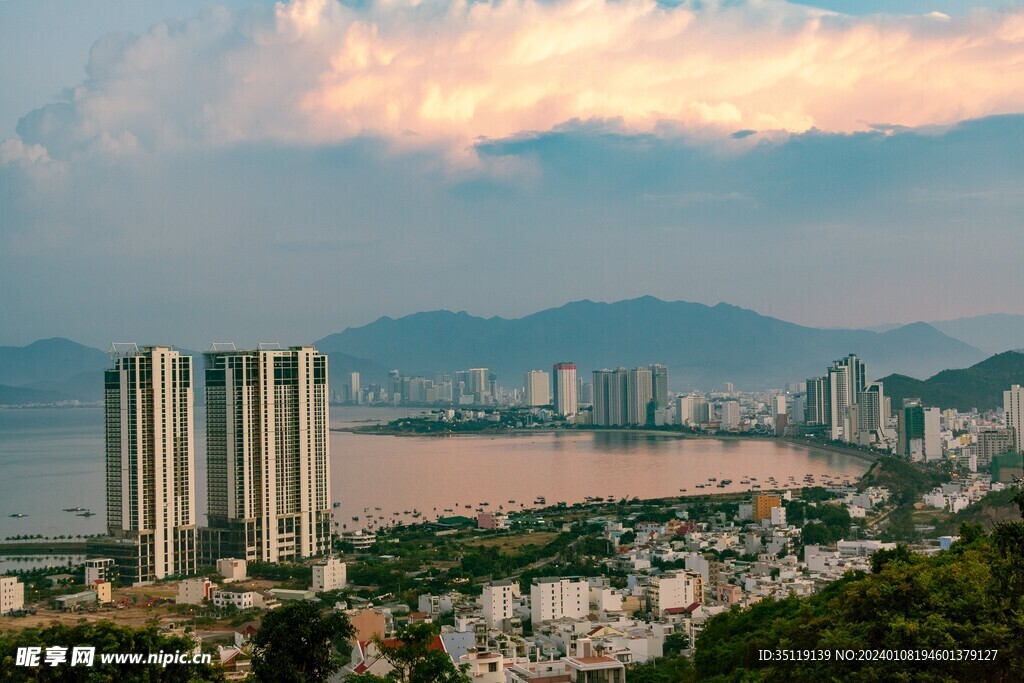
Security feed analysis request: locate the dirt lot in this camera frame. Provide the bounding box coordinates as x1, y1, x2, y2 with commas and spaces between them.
0, 577, 279, 634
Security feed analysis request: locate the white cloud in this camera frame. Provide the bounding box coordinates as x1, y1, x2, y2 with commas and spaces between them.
7, 0, 1024, 159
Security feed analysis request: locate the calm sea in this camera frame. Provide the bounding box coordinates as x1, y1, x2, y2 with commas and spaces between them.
0, 406, 869, 540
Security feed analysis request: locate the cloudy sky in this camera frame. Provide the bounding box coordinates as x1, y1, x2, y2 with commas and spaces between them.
2, 0, 1023, 349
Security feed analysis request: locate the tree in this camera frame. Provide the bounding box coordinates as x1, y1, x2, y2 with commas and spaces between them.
663, 631, 690, 657
799, 520, 833, 546
250, 600, 354, 683
347, 623, 470, 683
0, 621, 225, 682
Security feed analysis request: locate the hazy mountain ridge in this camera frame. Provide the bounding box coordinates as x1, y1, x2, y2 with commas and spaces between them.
0, 338, 389, 405
317, 296, 985, 389
0, 338, 109, 387
928, 313, 1024, 356
876, 351, 1024, 412
0, 299, 993, 403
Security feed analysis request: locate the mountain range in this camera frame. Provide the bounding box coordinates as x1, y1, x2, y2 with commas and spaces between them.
0, 338, 109, 405
0, 297, 1007, 403
316, 297, 986, 389
0, 338, 389, 405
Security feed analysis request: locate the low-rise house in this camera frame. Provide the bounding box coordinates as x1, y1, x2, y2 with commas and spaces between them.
563, 639, 626, 683
311, 557, 346, 593
92, 580, 112, 604
459, 649, 507, 683
212, 587, 266, 611
216, 558, 247, 583
55, 591, 97, 611
0, 577, 25, 615
177, 578, 215, 605
84, 558, 115, 585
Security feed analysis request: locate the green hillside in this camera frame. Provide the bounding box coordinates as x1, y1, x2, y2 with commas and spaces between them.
878, 350, 1024, 411
689, 489, 1024, 682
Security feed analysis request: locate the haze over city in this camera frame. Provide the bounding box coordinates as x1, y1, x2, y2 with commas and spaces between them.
3, 0, 1024, 350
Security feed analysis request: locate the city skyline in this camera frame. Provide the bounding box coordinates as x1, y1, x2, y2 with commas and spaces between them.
3, 0, 1024, 349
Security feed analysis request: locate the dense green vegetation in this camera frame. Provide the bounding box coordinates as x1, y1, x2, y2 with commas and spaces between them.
250, 600, 354, 683
785, 500, 853, 547
0, 621, 225, 682
357, 410, 545, 435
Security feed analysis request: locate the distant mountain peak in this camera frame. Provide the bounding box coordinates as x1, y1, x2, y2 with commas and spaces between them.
314, 297, 985, 389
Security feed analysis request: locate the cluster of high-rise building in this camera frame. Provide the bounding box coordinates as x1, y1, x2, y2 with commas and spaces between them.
93, 344, 332, 585
591, 364, 669, 427
384, 367, 500, 406
804, 354, 894, 447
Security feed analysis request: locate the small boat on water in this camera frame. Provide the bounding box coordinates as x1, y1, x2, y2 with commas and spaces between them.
77, 511, 96, 517
10, 513, 27, 518
62, 507, 88, 512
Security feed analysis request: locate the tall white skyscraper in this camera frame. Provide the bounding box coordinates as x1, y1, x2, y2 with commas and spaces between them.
524, 370, 550, 407
1004, 385, 1024, 453
552, 362, 578, 417
627, 367, 653, 426
201, 346, 331, 563
827, 364, 850, 441
834, 354, 866, 404
102, 345, 197, 584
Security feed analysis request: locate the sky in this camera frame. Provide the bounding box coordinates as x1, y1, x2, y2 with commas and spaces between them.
2, 0, 1024, 350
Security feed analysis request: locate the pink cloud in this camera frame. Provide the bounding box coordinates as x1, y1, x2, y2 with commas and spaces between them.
11, 0, 1024, 156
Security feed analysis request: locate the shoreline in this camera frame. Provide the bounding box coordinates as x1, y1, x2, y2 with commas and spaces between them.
331, 425, 882, 463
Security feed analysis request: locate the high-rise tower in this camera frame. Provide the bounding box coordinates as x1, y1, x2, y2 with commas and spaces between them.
627, 367, 653, 426
552, 362, 578, 417
1004, 384, 1024, 453
201, 345, 331, 563
102, 345, 197, 583
650, 364, 669, 411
